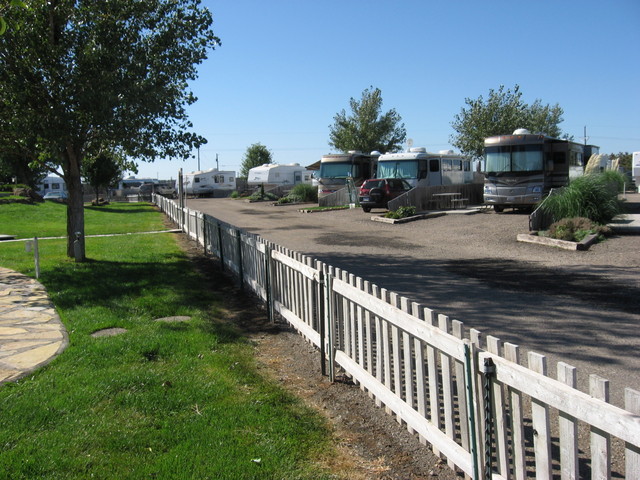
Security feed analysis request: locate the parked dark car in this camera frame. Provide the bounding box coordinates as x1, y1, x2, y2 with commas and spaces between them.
358, 178, 413, 212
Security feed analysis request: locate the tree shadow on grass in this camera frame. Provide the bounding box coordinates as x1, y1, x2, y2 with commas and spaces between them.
40, 252, 253, 345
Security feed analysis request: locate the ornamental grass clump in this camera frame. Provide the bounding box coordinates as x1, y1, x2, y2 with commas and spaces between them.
540, 171, 626, 225
277, 183, 318, 204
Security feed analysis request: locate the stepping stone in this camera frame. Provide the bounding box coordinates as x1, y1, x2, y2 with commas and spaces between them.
154, 316, 191, 323
90, 328, 127, 338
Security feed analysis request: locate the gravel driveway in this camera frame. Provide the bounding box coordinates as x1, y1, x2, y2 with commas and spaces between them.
187, 194, 640, 409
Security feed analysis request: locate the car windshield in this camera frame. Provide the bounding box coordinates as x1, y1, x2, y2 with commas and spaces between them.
377, 160, 418, 179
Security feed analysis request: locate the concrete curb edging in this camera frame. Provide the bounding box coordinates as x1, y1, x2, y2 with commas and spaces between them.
371, 212, 447, 224
516, 233, 599, 251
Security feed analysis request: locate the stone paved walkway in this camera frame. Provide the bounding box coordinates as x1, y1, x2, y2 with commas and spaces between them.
0, 267, 68, 384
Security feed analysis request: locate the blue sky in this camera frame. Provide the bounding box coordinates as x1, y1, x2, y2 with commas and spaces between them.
133, 0, 640, 180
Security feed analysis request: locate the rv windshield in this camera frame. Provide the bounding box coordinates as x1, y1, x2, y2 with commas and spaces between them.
319, 161, 355, 179
377, 160, 418, 179
485, 145, 543, 173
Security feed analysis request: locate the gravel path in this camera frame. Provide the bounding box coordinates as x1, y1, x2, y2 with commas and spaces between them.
187, 194, 640, 409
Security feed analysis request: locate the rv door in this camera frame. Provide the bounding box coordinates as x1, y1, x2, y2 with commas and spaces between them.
427, 159, 441, 186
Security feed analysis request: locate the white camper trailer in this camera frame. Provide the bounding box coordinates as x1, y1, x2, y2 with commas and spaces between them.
247, 163, 314, 189
37, 176, 67, 196
180, 168, 236, 197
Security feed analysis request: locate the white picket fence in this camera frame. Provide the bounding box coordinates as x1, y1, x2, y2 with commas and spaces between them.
154, 194, 640, 479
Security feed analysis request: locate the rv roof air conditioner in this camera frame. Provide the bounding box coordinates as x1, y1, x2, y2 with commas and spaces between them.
513, 128, 530, 135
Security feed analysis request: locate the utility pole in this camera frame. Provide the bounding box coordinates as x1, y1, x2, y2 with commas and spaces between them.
216, 153, 219, 171
197, 147, 201, 171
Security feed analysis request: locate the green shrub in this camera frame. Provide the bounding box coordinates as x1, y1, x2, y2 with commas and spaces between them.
276, 184, 318, 204
1, 183, 29, 192
289, 183, 318, 202
384, 205, 416, 219
546, 217, 611, 242
540, 172, 626, 224
248, 190, 278, 202
230, 190, 239, 198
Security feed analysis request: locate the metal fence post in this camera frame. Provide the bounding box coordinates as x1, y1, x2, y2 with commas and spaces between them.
314, 269, 326, 376
483, 357, 496, 480
236, 229, 244, 291
464, 341, 481, 480
263, 244, 273, 322
325, 271, 335, 382
217, 222, 224, 272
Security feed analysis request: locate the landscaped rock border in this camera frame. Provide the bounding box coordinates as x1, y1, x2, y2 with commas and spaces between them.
516, 232, 599, 251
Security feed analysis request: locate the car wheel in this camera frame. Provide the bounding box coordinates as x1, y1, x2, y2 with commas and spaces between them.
494, 205, 504, 213
362, 206, 371, 213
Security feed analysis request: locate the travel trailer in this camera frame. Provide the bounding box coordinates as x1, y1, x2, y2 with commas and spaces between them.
376, 148, 473, 188
117, 177, 157, 196
247, 163, 314, 189
483, 129, 599, 212
36, 176, 67, 196
179, 168, 236, 197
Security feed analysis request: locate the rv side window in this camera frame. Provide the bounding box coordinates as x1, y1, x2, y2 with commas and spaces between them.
229, 177, 234, 182
463, 160, 470, 172
429, 159, 440, 172
195, 177, 200, 183
52, 183, 61, 190
570, 152, 583, 167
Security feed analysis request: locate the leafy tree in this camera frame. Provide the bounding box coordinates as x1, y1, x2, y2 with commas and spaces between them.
0, 152, 48, 188
0, 0, 219, 260
82, 151, 129, 204
0, 0, 26, 35
450, 85, 566, 158
329, 87, 406, 154
240, 143, 273, 178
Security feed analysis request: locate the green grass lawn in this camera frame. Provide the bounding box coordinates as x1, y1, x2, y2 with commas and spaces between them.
0, 202, 338, 479
0, 201, 167, 238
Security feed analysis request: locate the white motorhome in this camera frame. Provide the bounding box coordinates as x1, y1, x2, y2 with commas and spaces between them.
376, 148, 473, 188
179, 168, 236, 197
247, 163, 314, 189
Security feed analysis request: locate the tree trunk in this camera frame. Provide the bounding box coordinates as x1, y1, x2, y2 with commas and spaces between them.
64, 148, 86, 261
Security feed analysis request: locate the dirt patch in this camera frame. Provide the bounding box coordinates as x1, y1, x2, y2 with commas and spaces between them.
171, 226, 461, 480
